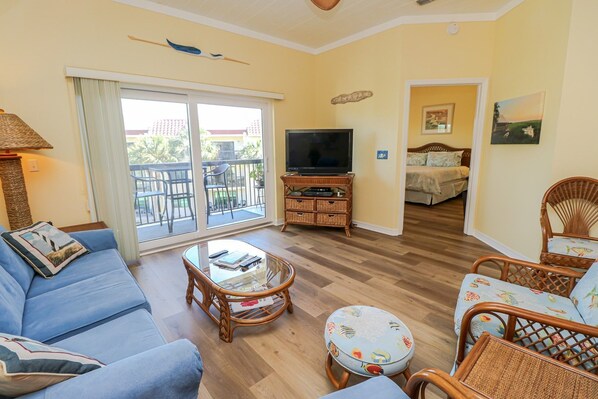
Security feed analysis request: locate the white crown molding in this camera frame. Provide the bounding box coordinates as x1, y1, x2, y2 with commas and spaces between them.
114, 0, 316, 54
472, 229, 535, 262
114, 0, 527, 56
495, 0, 525, 19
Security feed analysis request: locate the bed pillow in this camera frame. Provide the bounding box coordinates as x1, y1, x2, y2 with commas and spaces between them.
0, 333, 104, 397
426, 151, 463, 167
406, 152, 427, 166
1, 222, 88, 278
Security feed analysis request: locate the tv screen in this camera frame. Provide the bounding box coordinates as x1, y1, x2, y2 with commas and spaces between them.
285, 129, 353, 175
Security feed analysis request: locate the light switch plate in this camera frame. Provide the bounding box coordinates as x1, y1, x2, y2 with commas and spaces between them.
28, 159, 39, 172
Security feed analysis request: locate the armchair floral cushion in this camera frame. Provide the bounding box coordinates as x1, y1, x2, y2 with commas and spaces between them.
547, 237, 598, 259
570, 262, 598, 327
454, 273, 584, 342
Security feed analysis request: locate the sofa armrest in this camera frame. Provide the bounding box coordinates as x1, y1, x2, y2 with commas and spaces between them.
23, 339, 202, 399
456, 302, 598, 371
471, 255, 584, 296
69, 229, 118, 252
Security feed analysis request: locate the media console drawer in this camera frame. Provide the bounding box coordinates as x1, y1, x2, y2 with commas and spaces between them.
317, 199, 347, 213
317, 213, 347, 226
285, 198, 315, 211
286, 211, 315, 224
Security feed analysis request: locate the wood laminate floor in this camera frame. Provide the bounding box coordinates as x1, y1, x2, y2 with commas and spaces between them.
131, 197, 499, 398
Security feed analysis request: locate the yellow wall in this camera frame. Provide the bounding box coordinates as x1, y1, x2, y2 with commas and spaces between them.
408, 85, 477, 148
0, 0, 315, 227
314, 22, 495, 229
474, 0, 573, 258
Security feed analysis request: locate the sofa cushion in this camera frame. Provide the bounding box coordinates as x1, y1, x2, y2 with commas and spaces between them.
0, 267, 25, 336
22, 269, 150, 343
319, 376, 409, 399
0, 227, 34, 294
570, 262, 598, 327
1, 222, 88, 278
26, 249, 127, 299
547, 237, 598, 259
454, 273, 584, 339
0, 333, 103, 397
52, 310, 165, 364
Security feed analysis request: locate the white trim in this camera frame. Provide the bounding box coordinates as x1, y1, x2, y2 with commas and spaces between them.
397, 78, 489, 236
139, 222, 273, 256
352, 220, 400, 236
472, 229, 534, 262
495, 0, 525, 19
274, 218, 284, 226
114, 0, 526, 55
65, 67, 284, 100
114, 0, 315, 54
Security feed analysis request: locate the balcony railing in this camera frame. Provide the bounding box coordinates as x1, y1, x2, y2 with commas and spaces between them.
130, 159, 264, 228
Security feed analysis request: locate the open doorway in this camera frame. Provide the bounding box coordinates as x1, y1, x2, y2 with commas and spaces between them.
398, 79, 488, 236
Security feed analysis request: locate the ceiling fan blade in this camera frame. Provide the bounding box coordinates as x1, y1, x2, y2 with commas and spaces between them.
311, 0, 341, 11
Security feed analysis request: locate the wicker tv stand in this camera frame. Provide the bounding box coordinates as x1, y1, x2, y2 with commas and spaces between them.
280, 174, 354, 237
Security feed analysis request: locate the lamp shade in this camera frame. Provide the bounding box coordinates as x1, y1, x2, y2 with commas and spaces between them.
0, 112, 53, 151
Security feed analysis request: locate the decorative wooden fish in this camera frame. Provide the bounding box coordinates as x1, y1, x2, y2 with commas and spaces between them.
331, 90, 373, 105
128, 35, 249, 65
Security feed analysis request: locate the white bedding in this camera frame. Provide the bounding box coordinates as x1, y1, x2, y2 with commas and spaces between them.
405, 165, 469, 195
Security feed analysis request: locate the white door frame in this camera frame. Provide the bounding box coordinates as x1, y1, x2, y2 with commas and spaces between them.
397, 78, 489, 236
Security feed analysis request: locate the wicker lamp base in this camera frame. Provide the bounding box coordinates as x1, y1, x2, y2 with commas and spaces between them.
0, 154, 33, 229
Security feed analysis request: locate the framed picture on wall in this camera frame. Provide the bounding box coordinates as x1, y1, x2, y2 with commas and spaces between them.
422, 103, 454, 134
491, 92, 545, 144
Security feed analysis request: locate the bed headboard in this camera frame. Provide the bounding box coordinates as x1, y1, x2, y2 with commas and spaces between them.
408, 143, 471, 168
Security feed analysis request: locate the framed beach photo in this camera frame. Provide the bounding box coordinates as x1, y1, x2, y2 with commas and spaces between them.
422, 103, 454, 134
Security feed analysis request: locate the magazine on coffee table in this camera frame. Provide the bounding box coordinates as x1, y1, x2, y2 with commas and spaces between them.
230, 296, 274, 313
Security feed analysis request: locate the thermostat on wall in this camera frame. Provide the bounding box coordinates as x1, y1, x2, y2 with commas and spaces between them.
377, 150, 389, 160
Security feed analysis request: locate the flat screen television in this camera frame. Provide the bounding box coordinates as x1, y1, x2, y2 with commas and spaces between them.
285, 129, 353, 175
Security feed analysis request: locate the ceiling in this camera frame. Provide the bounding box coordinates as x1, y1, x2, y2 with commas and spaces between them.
116, 0, 522, 54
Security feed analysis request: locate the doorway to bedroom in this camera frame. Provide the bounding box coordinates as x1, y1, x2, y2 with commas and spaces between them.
399, 80, 487, 237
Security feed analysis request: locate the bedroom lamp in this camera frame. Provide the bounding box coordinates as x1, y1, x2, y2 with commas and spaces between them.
0, 110, 53, 229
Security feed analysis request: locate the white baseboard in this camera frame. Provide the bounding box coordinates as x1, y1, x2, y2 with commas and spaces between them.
352, 220, 400, 236
472, 229, 534, 262
274, 218, 284, 226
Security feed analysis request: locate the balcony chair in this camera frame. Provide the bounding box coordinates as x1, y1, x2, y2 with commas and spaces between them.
131, 174, 169, 231
540, 176, 598, 269
204, 163, 234, 223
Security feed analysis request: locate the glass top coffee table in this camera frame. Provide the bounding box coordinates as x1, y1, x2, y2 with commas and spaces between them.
183, 239, 296, 343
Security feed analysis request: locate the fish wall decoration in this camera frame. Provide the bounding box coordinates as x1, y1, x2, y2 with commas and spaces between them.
128, 35, 249, 65
331, 90, 373, 105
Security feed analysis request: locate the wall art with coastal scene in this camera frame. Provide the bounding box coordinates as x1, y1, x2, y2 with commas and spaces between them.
491, 92, 545, 144
422, 103, 454, 134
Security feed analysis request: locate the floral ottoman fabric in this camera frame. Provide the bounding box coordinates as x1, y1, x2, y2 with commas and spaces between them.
454, 274, 584, 341
324, 306, 414, 377
547, 237, 598, 259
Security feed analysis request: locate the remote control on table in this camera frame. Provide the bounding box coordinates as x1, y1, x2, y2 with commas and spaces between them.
209, 250, 229, 259
239, 256, 261, 268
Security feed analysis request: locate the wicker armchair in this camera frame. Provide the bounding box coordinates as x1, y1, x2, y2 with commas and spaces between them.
455, 256, 598, 374
540, 176, 598, 269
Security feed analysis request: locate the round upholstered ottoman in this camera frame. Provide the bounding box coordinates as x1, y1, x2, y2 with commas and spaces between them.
324, 306, 415, 389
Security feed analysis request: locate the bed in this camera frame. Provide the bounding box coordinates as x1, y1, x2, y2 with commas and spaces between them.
405, 143, 471, 205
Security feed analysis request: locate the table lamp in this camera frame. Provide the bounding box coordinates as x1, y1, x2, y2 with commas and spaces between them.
0, 110, 53, 229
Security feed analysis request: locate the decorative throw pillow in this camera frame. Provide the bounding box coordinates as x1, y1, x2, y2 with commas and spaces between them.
0, 333, 104, 397
1, 222, 88, 278
426, 151, 464, 167
570, 261, 598, 327
406, 152, 427, 166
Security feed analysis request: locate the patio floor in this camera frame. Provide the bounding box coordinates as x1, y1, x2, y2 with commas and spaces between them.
137, 207, 265, 242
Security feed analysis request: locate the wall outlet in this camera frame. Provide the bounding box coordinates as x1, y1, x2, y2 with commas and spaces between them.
27, 159, 39, 172
376, 150, 388, 160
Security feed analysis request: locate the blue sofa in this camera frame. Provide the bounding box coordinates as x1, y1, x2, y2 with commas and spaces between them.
0, 227, 203, 398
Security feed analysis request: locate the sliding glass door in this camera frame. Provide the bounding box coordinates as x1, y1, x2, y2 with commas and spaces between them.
121, 88, 273, 250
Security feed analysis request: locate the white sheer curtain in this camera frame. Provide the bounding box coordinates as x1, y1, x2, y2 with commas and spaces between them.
74, 78, 139, 264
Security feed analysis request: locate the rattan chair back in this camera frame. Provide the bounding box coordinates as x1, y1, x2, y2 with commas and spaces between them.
542, 176, 598, 236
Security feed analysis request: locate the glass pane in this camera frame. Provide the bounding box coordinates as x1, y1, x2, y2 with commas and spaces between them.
122, 98, 197, 242
197, 104, 265, 229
